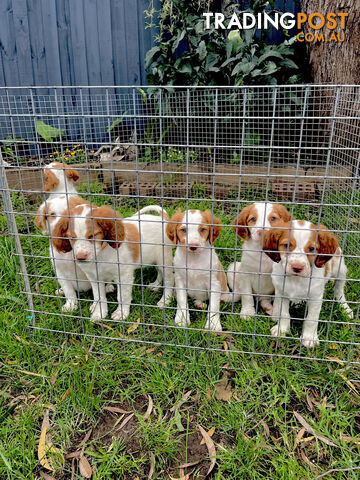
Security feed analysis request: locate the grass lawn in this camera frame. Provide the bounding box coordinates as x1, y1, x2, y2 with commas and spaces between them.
0, 185, 359, 479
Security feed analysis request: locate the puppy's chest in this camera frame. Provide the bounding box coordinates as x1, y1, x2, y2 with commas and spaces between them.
243, 247, 273, 272
273, 268, 325, 300
176, 250, 217, 292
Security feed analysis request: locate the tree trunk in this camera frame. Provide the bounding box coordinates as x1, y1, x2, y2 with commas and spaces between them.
300, 1, 360, 83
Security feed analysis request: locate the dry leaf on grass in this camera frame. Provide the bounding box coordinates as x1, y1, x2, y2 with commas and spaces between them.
326, 356, 345, 366
293, 411, 337, 447
200, 427, 215, 445
260, 420, 270, 437
168, 471, 194, 480
341, 434, 360, 444
148, 452, 155, 479
65, 451, 82, 460
77, 429, 92, 448
104, 406, 132, 414
170, 391, 192, 412
79, 455, 92, 478
38, 425, 64, 471
300, 449, 311, 466
16, 369, 50, 379
198, 425, 216, 475
338, 373, 360, 396
117, 413, 135, 431
127, 318, 141, 334
39, 472, 56, 480
60, 388, 69, 402
295, 428, 306, 446
214, 374, 233, 402
93, 322, 113, 331
144, 395, 153, 420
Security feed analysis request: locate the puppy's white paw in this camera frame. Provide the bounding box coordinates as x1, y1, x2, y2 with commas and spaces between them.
342, 304, 354, 319
261, 301, 273, 316
240, 306, 256, 320
270, 323, 289, 337
62, 299, 77, 313
205, 314, 222, 332
148, 280, 161, 292
111, 306, 130, 321
157, 294, 172, 308
89, 302, 108, 321
89, 302, 97, 314
55, 288, 64, 296
105, 283, 115, 294
300, 335, 319, 349
174, 310, 190, 327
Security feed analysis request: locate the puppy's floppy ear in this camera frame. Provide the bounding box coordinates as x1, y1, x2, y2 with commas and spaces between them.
274, 203, 291, 222
65, 165, 80, 183
315, 226, 339, 268
232, 205, 252, 240
52, 216, 72, 253
166, 210, 184, 244
263, 229, 284, 263
93, 205, 124, 249
203, 210, 222, 244
44, 169, 59, 192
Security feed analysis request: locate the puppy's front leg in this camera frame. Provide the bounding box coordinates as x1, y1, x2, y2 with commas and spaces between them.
270, 295, 290, 337
89, 280, 108, 321
301, 298, 322, 348
112, 267, 134, 321
238, 265, 256, 319
174, 275, 190, 327
205, 279, 222, 332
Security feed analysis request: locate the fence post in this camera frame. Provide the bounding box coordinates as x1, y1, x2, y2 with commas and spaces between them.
0, 148, 35, 325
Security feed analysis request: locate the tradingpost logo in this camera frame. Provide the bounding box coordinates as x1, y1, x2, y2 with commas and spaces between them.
203, 12, 349, 43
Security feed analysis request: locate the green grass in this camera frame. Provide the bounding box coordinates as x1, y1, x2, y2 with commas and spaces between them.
0, 187, 359, 479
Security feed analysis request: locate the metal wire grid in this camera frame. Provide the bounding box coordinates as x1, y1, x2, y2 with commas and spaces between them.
0, 84, 359, 366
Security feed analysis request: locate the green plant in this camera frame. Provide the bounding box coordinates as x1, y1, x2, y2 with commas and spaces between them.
36, 121, 65, 143
50, 145, 95, 165
145, 0, 301, 86
1, 137, 25, 161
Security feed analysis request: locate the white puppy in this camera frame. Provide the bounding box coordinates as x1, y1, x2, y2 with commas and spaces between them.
166, 210, 231, 332
227, 202, 291, 319
52, 204, 174, 322
263, 220, 353, 348
43, 161, 80, 196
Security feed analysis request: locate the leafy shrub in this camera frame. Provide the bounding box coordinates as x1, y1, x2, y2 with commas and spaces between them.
145, 0, 301, 86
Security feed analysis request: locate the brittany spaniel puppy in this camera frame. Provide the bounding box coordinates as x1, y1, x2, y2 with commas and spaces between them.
43, 161, 80, 196
166, 210, 231, 332
35, 195, 102, 312
52, 204, 174, 322
263, 220, 353, 348
227, 202, 291, 318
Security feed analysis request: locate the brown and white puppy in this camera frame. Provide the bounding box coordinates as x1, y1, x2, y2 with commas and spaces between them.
227, 202, 291, 318
43, 161, 80, 196
263, 220, 353, 348
35, 196, 98, 312
166, 209, 231, 332
52, 204, 174, 322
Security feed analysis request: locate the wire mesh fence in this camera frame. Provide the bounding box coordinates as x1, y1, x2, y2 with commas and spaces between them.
0, 84, 359, 366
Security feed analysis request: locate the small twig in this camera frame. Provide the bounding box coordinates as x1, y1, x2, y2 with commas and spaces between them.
317, 466, 360, 479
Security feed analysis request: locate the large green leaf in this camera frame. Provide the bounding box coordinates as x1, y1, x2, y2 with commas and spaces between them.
197, 40, 207, 61
36, 121, 64, 142
145, 46, 161, 67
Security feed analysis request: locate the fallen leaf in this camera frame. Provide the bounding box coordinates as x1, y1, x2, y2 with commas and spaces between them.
200, 427, 215, 445
295, 427, 306, 445
127, 318, 141, 334
38, 426, 64, 472
326, 356, 345, 366
170, 391, 192, 412
349, 217, 360, 224
329, 343, 339, 350
338, 373, 360, 396
260, 420, 270, 437
61, 389, 69, 402
144, 395, 153, 420
39, 472, 56, 480
65, 451, 82, 460
300, 449, 311, 466
214, 374, 233, 402
77, 429, 92, 447
198, 425, 216, 475
146, 348, 155, 354
178, 460, 201, 469
233, 392, 241, 401
341, 434, 360, 444
168, 473, 192, 480
14, 334, 31, 345
16, 369, 49, 379
306, 393, 314, 412
300, 436, 315, 444
79, 455, 92, 478
93, 322, 113, 331
104, 406, 132, 414
116, 413, 135, 431
223, 341, 229, 351
293, 411, 337, 447
148, 452, 155, 479
206, 389, 211, 400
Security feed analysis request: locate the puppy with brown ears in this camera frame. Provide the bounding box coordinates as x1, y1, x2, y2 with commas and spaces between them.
263, 220, 353, 348
43, 161, 80, 196
227, 202, 291, 319
167, 210, 230, 332
52, 204, 174, 322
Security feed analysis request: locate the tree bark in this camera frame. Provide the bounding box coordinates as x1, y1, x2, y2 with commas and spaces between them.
301, 1, 360, 84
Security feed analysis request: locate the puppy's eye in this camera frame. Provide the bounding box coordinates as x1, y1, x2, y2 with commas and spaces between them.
180, 228, 187, 233
282, 243, 289, 249
200, 227, 207, 233
270, 216, 276, 222
307, 246, 315, 252
249, 217, 256, 223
